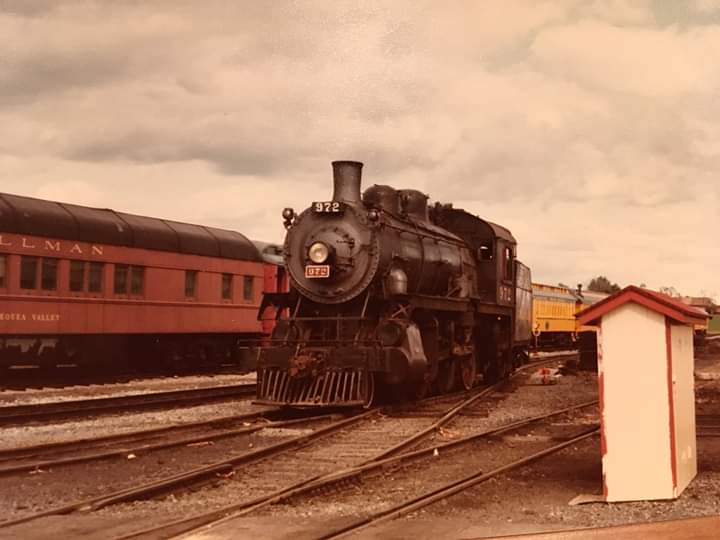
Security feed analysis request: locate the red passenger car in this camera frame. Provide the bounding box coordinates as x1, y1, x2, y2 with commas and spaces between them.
0, 192, 283, 373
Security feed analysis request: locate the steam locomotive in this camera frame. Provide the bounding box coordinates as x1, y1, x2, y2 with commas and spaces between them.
256, 161, 532, 407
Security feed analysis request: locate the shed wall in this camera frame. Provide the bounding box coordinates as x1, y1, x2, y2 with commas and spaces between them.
671, 323, 697, 495
602, 303, 673, 501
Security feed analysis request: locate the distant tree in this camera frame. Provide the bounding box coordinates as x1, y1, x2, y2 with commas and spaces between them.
658, 286, 681, 298
588, 276, 621, 294
699, 289, 718, 303
639, 283, 647, 288
558, 282, 570, 288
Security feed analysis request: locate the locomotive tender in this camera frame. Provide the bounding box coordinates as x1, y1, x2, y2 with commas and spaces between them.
256, 161, 532, 407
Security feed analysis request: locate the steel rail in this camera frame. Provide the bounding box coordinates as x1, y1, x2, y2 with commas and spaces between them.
0, 410, 270, 462
478, 515, 720, 539
371, 357, 564, 460
0, 408, 377, 530
2, 356, 571, 535
114, 399, 597, 540
194, 403, 598, 540
0, 414, 339, 476
320, 427, 600, 540
0, 383, 257, 424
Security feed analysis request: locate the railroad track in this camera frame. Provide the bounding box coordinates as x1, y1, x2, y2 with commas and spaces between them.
697, 413, 720, 437
318, 425, 599, 540
0, 408, 377, 531
1, 366, 253, 391
0, 408, 338, 476
0, 357, 574, 536
116, 398, 599, 539
98, 360, 590, 539
0, 383, 257, 424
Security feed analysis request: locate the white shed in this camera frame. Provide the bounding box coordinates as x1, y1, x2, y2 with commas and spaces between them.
576, 286, 708, 502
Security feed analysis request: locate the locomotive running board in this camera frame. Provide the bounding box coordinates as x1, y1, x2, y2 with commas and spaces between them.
256, 367, 370, 407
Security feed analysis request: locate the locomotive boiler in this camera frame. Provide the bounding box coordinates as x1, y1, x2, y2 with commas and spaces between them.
256, 161, 532, 407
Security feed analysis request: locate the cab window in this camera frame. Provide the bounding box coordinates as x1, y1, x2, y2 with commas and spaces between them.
503, 247, 513, 281
478, 242, 493, 261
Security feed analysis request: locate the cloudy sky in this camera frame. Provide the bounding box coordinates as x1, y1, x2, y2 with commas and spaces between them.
2, 0, 719, 298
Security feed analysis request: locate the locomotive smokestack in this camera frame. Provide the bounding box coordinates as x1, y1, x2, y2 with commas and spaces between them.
331, 161, 363, 204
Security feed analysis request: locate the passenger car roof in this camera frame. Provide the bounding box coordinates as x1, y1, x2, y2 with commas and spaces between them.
0, 192, 262, 262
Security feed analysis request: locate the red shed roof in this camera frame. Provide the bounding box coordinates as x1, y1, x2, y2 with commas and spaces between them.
576, 286, 709, 326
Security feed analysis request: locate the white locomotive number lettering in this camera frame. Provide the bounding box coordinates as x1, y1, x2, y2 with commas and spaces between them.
313, 201, 342, 213
305, 265, 330, 278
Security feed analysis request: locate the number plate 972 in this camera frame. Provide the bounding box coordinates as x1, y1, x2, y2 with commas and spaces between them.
313, 201, 344, 213
305, 265, 330, 278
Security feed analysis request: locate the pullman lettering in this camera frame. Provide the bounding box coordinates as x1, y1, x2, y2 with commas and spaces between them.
0, 235, 104, 256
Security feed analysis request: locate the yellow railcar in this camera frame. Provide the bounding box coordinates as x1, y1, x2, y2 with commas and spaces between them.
532, 283, 607, 347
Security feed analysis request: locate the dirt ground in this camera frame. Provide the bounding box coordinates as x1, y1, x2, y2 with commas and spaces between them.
186, 429, 719, 540
183, 358, 720, 539
0, 372, 256, 406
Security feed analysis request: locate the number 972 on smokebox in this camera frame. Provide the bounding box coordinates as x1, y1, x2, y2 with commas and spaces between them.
313, 201, 344, 214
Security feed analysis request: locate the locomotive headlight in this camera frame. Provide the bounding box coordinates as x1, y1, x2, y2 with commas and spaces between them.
308, 242, 330, 264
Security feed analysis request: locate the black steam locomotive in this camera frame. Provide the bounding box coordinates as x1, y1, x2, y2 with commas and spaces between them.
256, 161, 532, 407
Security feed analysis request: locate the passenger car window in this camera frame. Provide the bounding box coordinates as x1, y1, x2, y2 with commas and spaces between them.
20, 256, 38, 290
70, 261, 85, 292
243, 276, 254, 301
130, 266, 144, 295
185, 270, 197, 298
41, 258, 58, 291
88, 262, 104, 293
114, 264, 129, 294
222, 273, 233, 300
115, 265, 144, 295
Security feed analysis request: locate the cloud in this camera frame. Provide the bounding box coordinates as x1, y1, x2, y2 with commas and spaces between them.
688, 0, 720, 14
1, 1, 719, 296
530, 20, 720, 98
577, 0, 655, 25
